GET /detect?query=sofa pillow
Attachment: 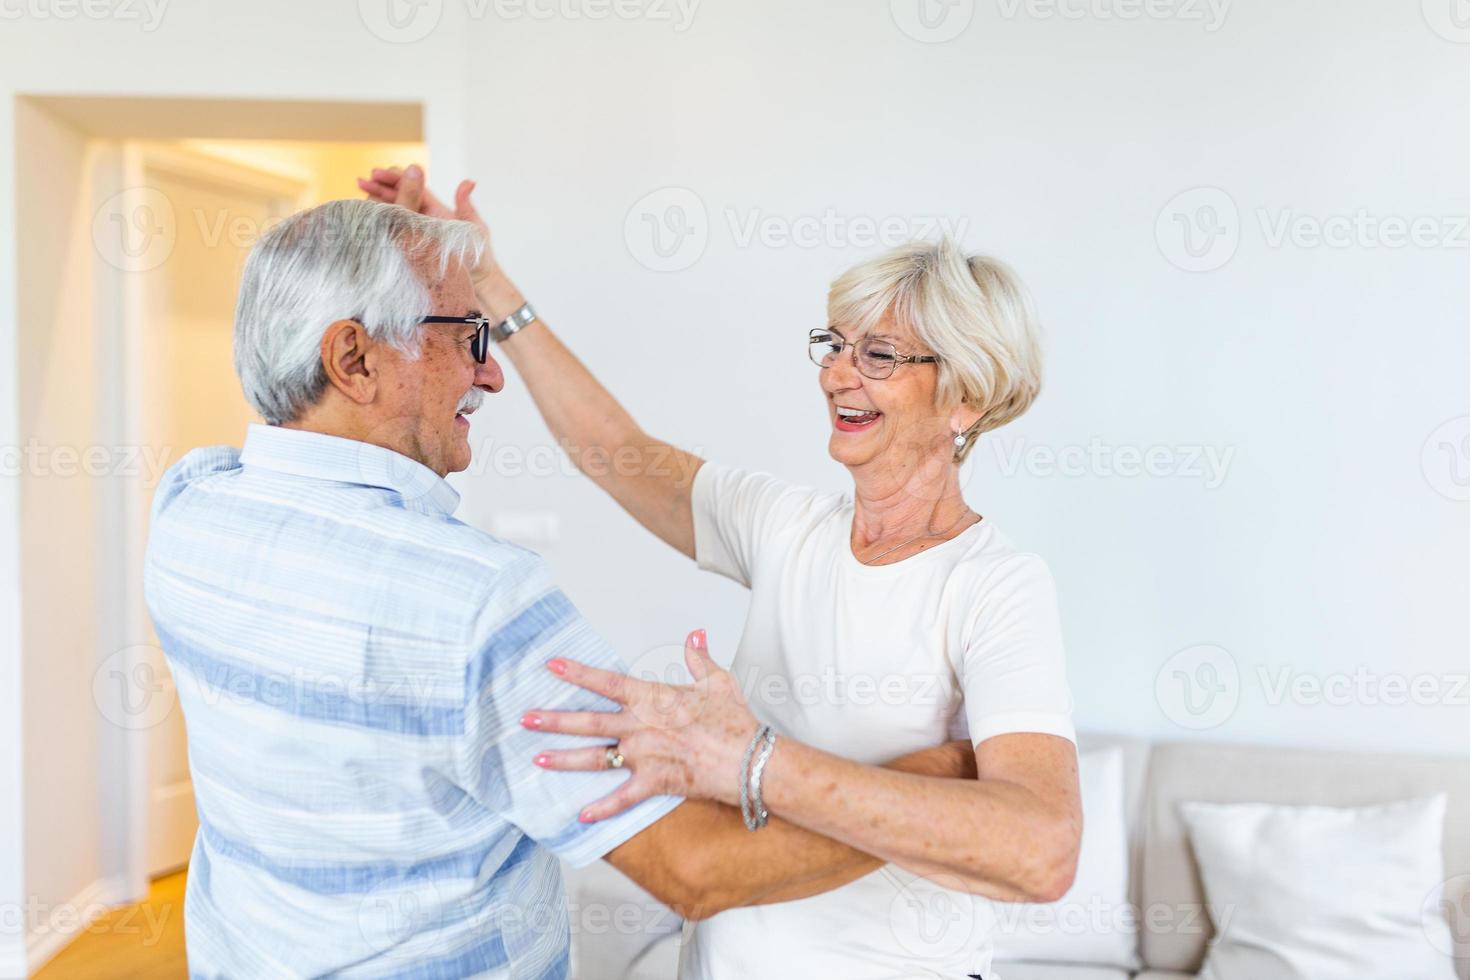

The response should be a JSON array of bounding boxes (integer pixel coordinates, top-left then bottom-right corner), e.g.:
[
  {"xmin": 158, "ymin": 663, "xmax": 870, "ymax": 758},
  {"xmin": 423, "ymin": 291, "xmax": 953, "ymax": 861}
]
[
  {"xmin": 1180, "ymin": 794, "xmax": 1457, "ymax": 980},
  {"xmin": 991, "ymin": 746, "xmax": 1139, "ymax": 969}
]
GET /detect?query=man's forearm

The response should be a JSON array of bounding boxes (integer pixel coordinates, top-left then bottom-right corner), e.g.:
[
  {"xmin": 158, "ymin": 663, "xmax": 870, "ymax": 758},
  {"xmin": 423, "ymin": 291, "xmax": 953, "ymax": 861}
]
[{"xmin": 606, "ymin": 740, "xmax": 976, "ymax": 919}]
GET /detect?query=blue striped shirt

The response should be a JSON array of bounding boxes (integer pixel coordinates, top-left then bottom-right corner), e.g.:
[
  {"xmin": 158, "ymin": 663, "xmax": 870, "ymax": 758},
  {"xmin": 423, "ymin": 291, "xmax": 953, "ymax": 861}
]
[{"xmin": 144, "ymin": 423, "xmax": 680, "ymax": 979}]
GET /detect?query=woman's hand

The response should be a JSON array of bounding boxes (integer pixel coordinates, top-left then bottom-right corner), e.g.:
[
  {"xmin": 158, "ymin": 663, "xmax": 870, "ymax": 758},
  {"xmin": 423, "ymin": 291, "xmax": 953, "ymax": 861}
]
[
  {"xmin": 522, "ymin": 629, "xmax": 760, "ymax": 822},
  {"xmin": 356, "ymin": 164, "xmax": 522, "ymax": 315}
]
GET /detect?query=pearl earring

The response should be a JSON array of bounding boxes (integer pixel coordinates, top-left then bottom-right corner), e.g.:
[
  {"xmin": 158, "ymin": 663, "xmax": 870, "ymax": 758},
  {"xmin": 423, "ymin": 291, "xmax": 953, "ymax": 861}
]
[{"xmin": 953, "ymin": 430, "xmax": 967, "ymax": 450}]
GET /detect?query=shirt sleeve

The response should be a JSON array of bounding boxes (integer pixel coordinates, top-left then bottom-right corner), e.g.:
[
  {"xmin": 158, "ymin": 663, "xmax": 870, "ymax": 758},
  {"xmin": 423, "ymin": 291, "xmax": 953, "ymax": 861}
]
[
  {"xmin": 955, "ymin": 553, "xmax": 1077, "ymax": 746},
  {"xmin": 691, "ymin": 462, "xmax": 821, "ymax": 588},
  {"xmin": 456, "ymin": 551, "xmax": 682, "ymax": 867}
]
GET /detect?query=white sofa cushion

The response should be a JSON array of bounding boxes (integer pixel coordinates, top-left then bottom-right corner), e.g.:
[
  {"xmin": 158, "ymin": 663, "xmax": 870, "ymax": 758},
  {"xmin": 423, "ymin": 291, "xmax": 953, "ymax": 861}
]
[
  {"xmin": 991, "ymin": 746, "xmax": 1139, "ymax": 969},
  {"xmin": 994, "ymin": 962, "xmax": 1130, "ymax": 980},
  {"xmin": 1180, "ymin": 794, "xmax": 1458, "ymax": 980}
]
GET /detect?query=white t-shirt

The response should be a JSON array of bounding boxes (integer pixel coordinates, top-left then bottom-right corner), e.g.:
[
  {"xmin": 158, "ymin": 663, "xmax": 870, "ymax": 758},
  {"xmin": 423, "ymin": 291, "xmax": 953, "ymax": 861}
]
[{"xmin": 679, "ymin": 463, "xmax": 1076, "ymax": 980}]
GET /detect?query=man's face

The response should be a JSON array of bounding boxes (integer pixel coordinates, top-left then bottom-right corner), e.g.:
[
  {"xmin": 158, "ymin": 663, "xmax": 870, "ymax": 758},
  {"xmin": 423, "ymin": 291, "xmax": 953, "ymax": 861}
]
[{"xmin": 374, "ymin": 253, "xmax": 504, "ymax": 476}]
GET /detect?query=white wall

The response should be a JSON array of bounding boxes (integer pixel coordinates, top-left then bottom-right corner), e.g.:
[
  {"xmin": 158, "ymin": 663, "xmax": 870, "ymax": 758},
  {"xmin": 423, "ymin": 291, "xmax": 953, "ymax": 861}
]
[
  {"xmin": 452, "ymin": 0, "xmax": 1470, "ymax": 756},
  {"xmin": 0, "ymin": 5, "xmax": 472, "ymax": 974}
]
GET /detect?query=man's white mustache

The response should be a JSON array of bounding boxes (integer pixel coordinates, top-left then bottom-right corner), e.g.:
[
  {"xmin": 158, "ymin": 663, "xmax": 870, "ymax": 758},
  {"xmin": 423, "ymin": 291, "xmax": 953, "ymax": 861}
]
[{"xmin": 457, "ymin": 389, "xmax": 485, "ymax": 415}]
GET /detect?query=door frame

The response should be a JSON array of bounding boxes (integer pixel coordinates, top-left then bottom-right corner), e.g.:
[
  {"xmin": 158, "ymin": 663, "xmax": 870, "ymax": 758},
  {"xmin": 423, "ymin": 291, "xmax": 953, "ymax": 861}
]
[{"xmin": 97, "ymin": 143, "xmax": 310, "ymax": 898}]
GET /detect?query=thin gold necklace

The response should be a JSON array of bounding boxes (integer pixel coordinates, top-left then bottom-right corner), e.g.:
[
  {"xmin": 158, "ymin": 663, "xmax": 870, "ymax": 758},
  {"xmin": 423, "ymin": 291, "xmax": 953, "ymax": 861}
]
[{"xmin": 857, "ymin": 507, "xmax": 977, "ymax": 566}]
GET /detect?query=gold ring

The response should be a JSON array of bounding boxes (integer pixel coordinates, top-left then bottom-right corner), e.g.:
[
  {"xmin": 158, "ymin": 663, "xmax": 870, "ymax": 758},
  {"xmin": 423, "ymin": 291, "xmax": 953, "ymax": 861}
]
[{"xmin": 604, "ymin": 746, "xmax": 625, "ymax": 770}]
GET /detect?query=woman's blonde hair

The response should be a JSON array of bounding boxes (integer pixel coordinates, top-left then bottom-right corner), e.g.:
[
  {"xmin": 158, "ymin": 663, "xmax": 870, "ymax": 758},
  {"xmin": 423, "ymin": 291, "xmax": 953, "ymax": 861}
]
[{"xmin": 826, "ymin": 237, "xmax": 1043, "ymax": 463}]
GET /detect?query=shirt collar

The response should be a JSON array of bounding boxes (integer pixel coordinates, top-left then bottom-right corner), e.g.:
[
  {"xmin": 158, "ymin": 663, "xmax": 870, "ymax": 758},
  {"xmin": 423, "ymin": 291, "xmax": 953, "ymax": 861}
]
[{"xmin": 238, "ymin": 423, "xmax": 461, "ymax": 518}]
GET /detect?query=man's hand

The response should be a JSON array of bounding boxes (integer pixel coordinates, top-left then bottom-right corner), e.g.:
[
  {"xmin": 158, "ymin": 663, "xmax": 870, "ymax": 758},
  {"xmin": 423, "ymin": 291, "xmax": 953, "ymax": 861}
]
[{"xmin": 357, "ymin": 164, "xmax": 523, "ymax": 316}]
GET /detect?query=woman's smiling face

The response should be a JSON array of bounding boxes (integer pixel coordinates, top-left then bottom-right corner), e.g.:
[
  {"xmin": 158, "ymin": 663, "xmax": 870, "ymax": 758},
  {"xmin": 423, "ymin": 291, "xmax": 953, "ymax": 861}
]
[{"xmin": 819, "ymin": 311, "xmax": 958, "ymax": 474}]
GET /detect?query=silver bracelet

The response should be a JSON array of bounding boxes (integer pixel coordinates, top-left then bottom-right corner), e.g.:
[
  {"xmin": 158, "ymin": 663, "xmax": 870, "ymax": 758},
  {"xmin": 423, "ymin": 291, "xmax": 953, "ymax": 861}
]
[
  {"xmin": 739, "ymin": 724, "xmax": 772, "ymax": 831},
  {"xmin": 748, "ymin": 729, "xmax": 778, "ymax": 830}
]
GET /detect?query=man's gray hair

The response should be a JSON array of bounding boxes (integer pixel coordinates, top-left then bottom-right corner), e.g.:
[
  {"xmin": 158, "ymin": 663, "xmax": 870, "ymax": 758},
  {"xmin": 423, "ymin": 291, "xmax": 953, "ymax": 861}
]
[{"xmin": 234, "ymin": 199, "xmax": 486, "ymax": 425}]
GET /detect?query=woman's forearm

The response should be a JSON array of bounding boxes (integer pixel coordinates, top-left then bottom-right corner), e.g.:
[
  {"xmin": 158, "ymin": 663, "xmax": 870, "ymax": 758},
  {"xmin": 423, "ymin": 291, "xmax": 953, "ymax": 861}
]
[
  {"xmin": 757, "ymin": 738, "xmax": 1079, "ymax": 903},
  {"xmin": 475, "ymin": 275, "xmax": 703, "ymax": 556}
]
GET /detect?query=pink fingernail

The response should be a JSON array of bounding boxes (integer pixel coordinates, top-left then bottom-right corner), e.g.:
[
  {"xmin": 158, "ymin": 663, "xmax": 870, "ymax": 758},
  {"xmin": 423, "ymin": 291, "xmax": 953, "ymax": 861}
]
[
  {"xmin": 521, "ymin": 713, "xmax": 542, "ymax": 729},
  {"xmin": 533, "ymin": 754, "xmax": 551, "ymax": 767},
  {"xmin": 689, "ymin": 629, "xmax": 707, "ymax": 651},
  {"xmin": 579, "ymin": 808, "xmax": 595, "ymax": 823},
  {"xmin": 547, "ymin": 659, "xmax": 567, "ymax": 676}
]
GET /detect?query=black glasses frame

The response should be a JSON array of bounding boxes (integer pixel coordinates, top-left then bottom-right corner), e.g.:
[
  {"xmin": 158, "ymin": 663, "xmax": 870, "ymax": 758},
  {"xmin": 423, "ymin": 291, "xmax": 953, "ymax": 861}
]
[
  {"xmin": 808, "ymin": 328, "xmax": 939, "ymax": 380},
  {"xmin": 422, "ymin": 315, "xmax": 494, "ymax": 364}
]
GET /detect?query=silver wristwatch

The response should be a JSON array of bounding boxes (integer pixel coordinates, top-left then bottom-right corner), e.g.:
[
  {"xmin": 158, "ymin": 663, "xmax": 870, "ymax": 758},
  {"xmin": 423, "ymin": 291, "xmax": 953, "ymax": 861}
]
[{"xmin": 490, "ymin": 302, "xmax": 537, "ymax": 343}]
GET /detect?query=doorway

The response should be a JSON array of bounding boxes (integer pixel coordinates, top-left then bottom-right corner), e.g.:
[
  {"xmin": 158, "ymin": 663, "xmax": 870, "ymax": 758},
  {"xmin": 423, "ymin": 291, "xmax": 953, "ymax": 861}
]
[{"xmin": 14, "ymin": 93, "xmax": 431, "ymax": 977}]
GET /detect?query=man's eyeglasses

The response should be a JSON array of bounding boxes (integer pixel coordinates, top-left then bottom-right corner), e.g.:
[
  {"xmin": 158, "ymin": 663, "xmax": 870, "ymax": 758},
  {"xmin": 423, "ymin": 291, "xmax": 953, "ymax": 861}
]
[
  {"xmin": 808, "ymin": 328, "xmax": 939, "ymax": 380},
  {"xmin": 422, "ymin": 315, "xmax": 494, "ymax": 364}
]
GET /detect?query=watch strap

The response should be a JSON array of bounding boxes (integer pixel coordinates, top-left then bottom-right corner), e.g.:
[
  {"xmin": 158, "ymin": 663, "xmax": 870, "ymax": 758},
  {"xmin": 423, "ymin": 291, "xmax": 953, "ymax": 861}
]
[{"xmin": 490, "ymin": 302, "xmax": 537, "ymax": 343}]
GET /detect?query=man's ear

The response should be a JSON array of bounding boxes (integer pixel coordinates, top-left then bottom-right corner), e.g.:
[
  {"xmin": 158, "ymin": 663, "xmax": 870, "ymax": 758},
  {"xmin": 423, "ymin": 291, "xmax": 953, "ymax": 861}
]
[{"xmin": 319, "ymin": 319, "xmax": 377, "ymax": 406}]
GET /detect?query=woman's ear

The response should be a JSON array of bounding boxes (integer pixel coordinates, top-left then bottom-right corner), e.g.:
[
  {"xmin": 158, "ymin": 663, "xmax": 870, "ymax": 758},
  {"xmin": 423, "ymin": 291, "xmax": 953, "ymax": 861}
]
[
  {"xmin": 319, "ymin": 319, "xmax": 377, "ymax": 406},
  {"xmin": 949, "ymin": 399, "xmax": 983, "ymax": 436}
]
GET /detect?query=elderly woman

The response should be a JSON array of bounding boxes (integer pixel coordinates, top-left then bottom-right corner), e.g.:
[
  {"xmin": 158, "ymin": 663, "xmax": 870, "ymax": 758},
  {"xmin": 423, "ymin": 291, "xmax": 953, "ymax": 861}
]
[{"xmin": 360, "ymin": 167, "xmax": 1081, "ymax": 979}]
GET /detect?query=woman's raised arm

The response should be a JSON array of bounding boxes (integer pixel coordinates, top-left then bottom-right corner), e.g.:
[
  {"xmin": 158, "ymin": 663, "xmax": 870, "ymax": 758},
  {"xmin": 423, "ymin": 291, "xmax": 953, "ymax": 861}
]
[{"xmin": 358, "ymin": 165, "xmax": 704, "ymax": 558}]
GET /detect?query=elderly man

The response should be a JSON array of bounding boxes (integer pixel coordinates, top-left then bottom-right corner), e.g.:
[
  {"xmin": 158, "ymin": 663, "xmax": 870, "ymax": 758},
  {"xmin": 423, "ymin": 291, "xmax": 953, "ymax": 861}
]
[{"xmin": 144, "ymin": 197, "xmax": 971, "ymax": 978}]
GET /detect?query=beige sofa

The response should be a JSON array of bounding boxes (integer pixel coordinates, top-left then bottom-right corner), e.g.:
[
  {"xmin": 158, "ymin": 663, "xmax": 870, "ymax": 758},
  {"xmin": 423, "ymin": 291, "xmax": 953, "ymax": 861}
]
[{"xmin": 564, "ymin": 733, "xmax": 1470, "ymax": 979}]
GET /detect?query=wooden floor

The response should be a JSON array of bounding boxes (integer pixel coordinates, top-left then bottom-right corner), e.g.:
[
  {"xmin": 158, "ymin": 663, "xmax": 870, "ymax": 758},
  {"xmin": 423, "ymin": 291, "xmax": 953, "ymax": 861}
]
[{"xmin": 33, "ymin": 872, "xmax": 188, "ymax": 980}]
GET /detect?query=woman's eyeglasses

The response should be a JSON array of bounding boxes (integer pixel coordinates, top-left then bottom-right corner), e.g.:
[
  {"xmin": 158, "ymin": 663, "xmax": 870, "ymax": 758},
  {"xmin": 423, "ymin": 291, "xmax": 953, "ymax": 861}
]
[
  {"xmin": 808, "ymin": 328, "xmax": 939, "ymax": 380},
  {"xmin": 422, "ymin": 315, "xmax": 494, "ymax": 364}
]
